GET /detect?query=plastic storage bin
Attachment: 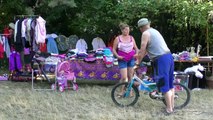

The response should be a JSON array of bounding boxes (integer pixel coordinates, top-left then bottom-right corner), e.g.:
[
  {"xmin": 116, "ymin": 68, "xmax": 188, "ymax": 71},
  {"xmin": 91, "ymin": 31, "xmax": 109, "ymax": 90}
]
[{"xmin": 174, "ymin": 71, "xmax": 189, "ymax": 87}]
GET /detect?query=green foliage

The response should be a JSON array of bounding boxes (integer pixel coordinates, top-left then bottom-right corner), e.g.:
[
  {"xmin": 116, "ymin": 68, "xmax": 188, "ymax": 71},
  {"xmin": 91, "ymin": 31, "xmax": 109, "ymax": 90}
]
[
  {"xmin": 34, "ymin": 0, "xmax": 76, "ymax": 35},
  {"xmin": 0, "ymin": 0, "xmax": 212, "ymax": 54},
  {"xmin": 170, "ymin": 0, "xmax": 213, "ymax": 53},
  {"xmin": 70, "ymin": 0, "xmax": 119, "ymax": 35},
  {"xmin": 0, "ymin": 0, "xmax": 26, "ymax": 30},
  {"xmin": 48, "ymin": 0, "xmax": 76, "ymax": 8},
  {"xmin": 171, "ymin": 0, "xmax": 212, "ymax": 28}
]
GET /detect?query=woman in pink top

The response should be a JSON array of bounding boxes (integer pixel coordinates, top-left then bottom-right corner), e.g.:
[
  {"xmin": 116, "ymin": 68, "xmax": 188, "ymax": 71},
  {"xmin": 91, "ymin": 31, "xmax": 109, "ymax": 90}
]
[{"xmin": 113, "ymin": 23, "xmax": 138, "ymax": 85}]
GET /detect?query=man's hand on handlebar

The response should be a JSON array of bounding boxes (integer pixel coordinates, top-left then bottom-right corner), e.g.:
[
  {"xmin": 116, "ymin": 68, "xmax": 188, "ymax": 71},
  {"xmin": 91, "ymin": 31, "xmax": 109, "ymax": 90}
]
[{"xmin": 133, "ymin": 63, "xmax": 140, "ymax": 70}]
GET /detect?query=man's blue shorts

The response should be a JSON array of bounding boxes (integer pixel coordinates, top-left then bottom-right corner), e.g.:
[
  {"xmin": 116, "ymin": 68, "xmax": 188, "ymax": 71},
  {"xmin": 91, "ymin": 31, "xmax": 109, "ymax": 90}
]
[
  {"xmin": 153, "ymin": 53, "xmax": 174, "ymax": 93},
  {"xmin": 118, "ymin": 58, "xmax": 135, "ymax": 69}
]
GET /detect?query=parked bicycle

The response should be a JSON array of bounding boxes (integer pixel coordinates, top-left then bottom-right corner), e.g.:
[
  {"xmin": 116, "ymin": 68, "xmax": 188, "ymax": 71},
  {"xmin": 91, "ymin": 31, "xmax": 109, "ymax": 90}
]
[{"xmin": 111, "ymin": 64, "xmax": 191, "ymax": 109}]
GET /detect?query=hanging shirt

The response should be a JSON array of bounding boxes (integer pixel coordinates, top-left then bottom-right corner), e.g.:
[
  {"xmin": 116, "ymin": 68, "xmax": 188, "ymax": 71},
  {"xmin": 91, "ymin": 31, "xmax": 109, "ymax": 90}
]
[
  {"xmin": 75, "ymin": 39, "xmax": 88, "ymax": 53},
  {"xmin": 0, "ymin": 36, "xmax": 3, "ymax": 45},
  {"xmin": 35, "ymin": 16, "xmax": 46, "ymax": 44},
  {"xmin": 68, "ymin": 35, "xmax": 78, "ymax": 49},
  {"xmin": 47, "ymin": 37, "xmax": 59, "ymax": 54},
  {"xmin": 92, "ymin": 37, "xmax": 106, "ymax": 50},
  {"xmin": 21, "ymin": 18, "xmax": 28, "ymax": 38},
  {"xmin": 14, "ymin": 19, "xmax": 25, "ymax": 52},
  {"xmin": 0, "ymin": 37, "xmax": 4, "ymax": 59},
  {"xmin": 26, "ymin": 18, "xmax": 32, "ymax": 43},
  {"xmin": 2, "ymin": 36, "xmax": 11, "ymax": 58},
  {"xmin": 14, "ymin": 20, "xmax": 19, "ymax": 42},
  {"xmin": 31, "ymin": 18, "xmax": 39, "ymax": 52}
]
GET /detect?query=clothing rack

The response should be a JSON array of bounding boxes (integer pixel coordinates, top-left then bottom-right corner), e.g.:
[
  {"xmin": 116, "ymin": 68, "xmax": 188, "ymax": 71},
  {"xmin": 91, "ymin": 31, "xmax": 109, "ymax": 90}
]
[
  {"xmin": 0, "ymin": 34, "xmax": 10, "ymax": 36},
  {"xmin": 15, "ymin": 15, "xmax": 39, "ymax": 17},
  {"xmin": 14, "ymin": 15, "xmax": 39, "ymax": 20}
]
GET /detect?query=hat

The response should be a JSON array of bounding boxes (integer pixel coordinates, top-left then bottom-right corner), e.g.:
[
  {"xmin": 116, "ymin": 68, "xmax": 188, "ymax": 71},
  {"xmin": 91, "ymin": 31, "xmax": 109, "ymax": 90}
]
[
  {"xmin": 137, "ymin": 18, "xmax": 151, "ymax": 28},
  {"xmin": 9, "ymin": 23, "xmax": 15, "ymax": 29}
]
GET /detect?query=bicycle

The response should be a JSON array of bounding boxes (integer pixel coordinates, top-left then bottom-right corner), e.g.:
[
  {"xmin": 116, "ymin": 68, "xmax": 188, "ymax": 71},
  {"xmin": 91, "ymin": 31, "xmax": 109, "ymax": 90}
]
[{"xmin": 111, "ymin": 64, "xmax": 191, "ymax": 109}]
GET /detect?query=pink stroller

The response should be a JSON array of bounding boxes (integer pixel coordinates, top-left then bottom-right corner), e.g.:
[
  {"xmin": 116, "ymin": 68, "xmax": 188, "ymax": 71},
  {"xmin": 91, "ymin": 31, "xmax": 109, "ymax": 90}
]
[{"xmin": 51, "ymin": 60, "xmax": 78, "ymax": 92}]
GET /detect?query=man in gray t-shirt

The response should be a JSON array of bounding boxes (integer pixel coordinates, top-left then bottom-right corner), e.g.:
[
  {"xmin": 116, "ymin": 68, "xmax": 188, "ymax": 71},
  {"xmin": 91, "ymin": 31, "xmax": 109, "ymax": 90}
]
[{"xmin": 136, "ymin": 18, "xmax": 175, "ymax": 114}]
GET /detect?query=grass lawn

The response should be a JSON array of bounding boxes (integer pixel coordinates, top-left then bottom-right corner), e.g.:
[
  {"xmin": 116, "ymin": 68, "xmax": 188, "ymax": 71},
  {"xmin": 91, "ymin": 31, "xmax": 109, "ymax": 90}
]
[{"xmin": 0, "ymin": 80, "xmax": 213, "ymax": 120}]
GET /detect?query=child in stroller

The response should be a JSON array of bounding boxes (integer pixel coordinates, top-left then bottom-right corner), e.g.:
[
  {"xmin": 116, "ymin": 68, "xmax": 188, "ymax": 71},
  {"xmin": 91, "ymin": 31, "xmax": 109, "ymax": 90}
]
[{"xmin": 51, "ymin": 60, "xmax": 78, "ymax": 92}]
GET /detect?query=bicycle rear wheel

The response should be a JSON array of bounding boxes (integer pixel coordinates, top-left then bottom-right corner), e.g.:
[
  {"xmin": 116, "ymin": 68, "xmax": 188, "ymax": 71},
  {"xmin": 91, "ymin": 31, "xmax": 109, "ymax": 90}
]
[
  {"xmin": 111, "ymin": 82, "xmax": 139, "ymax": 107},
  {"xmin": 163, "ymin": 83, "xmax": 191, "ymax": 109}
]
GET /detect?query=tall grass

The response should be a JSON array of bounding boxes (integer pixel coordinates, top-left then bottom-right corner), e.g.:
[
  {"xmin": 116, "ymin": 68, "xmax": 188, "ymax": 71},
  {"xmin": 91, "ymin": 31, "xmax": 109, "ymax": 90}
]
[{"xmin": 0, "ymin": 81, "xmax": 213, "ymax": 120}]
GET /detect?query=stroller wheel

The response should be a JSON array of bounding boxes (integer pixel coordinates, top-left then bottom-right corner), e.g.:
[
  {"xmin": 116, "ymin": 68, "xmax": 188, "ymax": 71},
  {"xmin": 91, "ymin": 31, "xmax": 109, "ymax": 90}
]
[
  {"xmin": 51, "ymin": 84, "xmax": 56, "ymax": 90},
  {"xmin": 59, "ymin": 86, "xmax": 64, "ymax": 92},
  {"xmin": 73, "ymin": 83, "xmax": 78, "ymax": 91}
]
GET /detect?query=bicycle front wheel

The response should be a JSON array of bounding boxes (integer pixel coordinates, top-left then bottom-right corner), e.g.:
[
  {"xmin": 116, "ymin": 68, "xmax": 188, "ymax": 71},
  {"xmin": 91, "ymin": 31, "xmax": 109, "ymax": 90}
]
[
  {"xmin": 163, "ymin": 83, "xmax": 191, "ymax": 109},
  {"xmin": 111, "ymin": 82, "xmax": 139, "ymax": 107}
]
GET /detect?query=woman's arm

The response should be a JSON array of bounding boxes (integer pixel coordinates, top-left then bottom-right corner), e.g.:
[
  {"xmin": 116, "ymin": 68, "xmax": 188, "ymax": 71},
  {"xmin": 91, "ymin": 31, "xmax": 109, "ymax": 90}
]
[{"xmin": 113, "ymin": 37, "xmax": 123, "ymax": 59}]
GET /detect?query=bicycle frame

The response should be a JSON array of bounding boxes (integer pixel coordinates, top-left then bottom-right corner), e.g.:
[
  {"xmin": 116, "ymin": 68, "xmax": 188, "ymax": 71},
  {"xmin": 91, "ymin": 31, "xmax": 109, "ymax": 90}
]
[
  {"xmin": 125, "ymin": 72, "xmax": 157, "ymax": 97},
  {"xmin": 135, "ymin": 73, "xmax": 156, "ymax": 90}
]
